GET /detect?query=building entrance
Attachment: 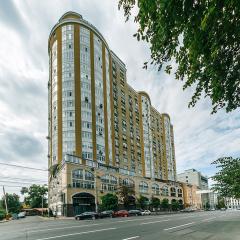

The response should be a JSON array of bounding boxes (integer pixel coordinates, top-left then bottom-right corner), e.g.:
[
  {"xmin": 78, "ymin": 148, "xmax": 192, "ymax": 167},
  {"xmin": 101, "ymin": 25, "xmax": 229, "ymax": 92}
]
[{"xmin": 72, "ymin": 192, "xmax": 95, "ymax": 215}]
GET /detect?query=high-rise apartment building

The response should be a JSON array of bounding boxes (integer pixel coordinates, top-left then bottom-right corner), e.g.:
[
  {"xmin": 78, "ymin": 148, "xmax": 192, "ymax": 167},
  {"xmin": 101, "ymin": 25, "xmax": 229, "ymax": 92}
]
[{"xmin": 48, "ymin": 12, "xmax": 181, "ymax": 216}]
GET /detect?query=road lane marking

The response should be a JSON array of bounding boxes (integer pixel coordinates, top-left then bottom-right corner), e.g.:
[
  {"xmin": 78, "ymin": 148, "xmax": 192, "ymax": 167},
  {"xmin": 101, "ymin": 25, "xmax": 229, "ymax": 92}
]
[
  {"xmin": 140, "ymin": 219, "xmax": 170, "ymax": 225},
  {"xmin": 34, "ymin": 227, "xmax": 117, "ymax": 240},
  {"xmin": 122, "ymin": 236, "xmax": 140, "ymax": 240},
  {"xmin": 201, "ymin": 217, "xmax": 217, "ymax": 222},
  {"xmin": 114, "ymin": 215, "xmax": 167, "ymax": 223},
  {"xmin": 28, "ymin": 223, "xmax": 101, "ymax": 233},
  {"xmin": 164, "ymin": 222, "xmax": 195, "ymax": 231}
]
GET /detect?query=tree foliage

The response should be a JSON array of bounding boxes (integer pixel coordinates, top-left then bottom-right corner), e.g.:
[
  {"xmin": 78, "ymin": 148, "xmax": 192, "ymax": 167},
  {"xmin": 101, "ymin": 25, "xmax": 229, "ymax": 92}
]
[
  {"xmin": 137, "ymin": 195, "xmax": 149, "ymax": 209},
  {"xmin": 216, "ymin": 197, "xmax": 226, "ymax": 209},
  {"xmin": 117, "ymin": 185, "xmax": 135, "ymax": 208},
  {"xmin": 21, "ymin": 184, "xmax": 48, "ymax": 208},
  {"xmin": 118, "ymin": 0, "xmax": 240, "ymax": 113},
  {"xmin": 161, "ymin": 198, "xmax": 169, "ymax": 210},
  {"xmin": 171, "ymin": 200, "xmax": 180, "ymax": 211},
  {"xmin": 1, "ymin": 193, "xmax": 21, "ymax": 213},
  {"xmin": 101, "ymin": 193, "xmax": 118, "ymax": 211},
  {"xmin": 211, "ymin": 157, "xmax": 240, "ymax": 198},
  {"xmin": 151, "ymin": 197, "xmax": 160, "ymax": 209}
]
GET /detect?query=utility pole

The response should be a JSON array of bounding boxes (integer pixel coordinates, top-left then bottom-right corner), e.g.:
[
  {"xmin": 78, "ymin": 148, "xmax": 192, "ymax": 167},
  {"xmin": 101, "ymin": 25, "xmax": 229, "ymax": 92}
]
[
  {"xmin": 3, "ymin": 186, "xmax": 8, "ymax": 215},
  {"xmin": 42, "ymin": 194, "xmax": 44, "ymax": 216}
]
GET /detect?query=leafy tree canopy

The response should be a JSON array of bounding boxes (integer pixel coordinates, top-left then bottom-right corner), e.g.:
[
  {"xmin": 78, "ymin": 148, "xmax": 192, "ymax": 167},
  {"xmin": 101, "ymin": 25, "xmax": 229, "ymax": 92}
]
[
  {"xmin": 211, "ymin": 157, "xmax": 240, "ymax": 198},
  {"xmin": 101, "ymin": 193, "xmax": 118, "ymax": 211},
  {"xmin": 137, "ymin": 195, "xmax": 149, "ymax": 209},
  {"xmin": 161, "ymin": 198, "xmax": 169, "ymax": 210},
  {"xmin": 118, "ymin": 185, "xmax": 135, "ymax": 208},
  {"xmin": 1, "ymin": 193, "xmax": 21, "ymax": 213},
  {"xmin": 151, "ymin": 197, "xmax": 160, "ymax": 209},
  {"xmin": 171, "ymin": 200, "xmax": 180, "ymax": 211},
  {"xmin": 119, "ymin": 0, "xmax": 240, "ymax": 113},
  {"xmin": 21, "ymin": 184, "xmax": 48, "ymax": 208},
  {"xmin": 216, "ymin": 197, "xmax": 226, "ymax": 209}
]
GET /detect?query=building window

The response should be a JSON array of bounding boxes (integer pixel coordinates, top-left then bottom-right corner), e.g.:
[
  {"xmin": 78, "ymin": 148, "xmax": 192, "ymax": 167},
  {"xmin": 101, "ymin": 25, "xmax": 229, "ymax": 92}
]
[
  {"xmin": 72, "ymin": 169, "xmax": 94, "ymax": 189},
  {"xmin": 177, "ymin": 188, "xmax": 183, "ymax": 198},
  {"xmin": 139, "ymin": 181, "xmax": 148, "ymax": 193},
  {"xmin": 152, "ymin": 183, "xmax": 160, "ymax": 195},
  {"xmin": 85, "ymin": 171, "xmax": 94, "ymax": 181},
  {"xmin": 122, "ymin": 178, "xmax": 134, "ymax": 188},
  {"xmin": 162, "ymin": 186, "xmax": 169, "ymax": 196},
  {"xmin": 170, "ymin": 187, "xmax": 176, "ymax": 197}
]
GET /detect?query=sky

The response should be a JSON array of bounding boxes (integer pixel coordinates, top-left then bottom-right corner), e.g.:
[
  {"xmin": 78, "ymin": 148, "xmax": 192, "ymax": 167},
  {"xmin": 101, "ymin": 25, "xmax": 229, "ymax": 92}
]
[{"xmin": 0, "ymin": 0, "xmax": 239, "ymax": 198}]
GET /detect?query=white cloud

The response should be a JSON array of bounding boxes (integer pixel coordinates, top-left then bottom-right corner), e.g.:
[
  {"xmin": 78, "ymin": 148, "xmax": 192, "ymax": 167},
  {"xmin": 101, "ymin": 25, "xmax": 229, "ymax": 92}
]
[{"xmin": 0, "ymin": 0, "xmax": 239, "ymax": 197}]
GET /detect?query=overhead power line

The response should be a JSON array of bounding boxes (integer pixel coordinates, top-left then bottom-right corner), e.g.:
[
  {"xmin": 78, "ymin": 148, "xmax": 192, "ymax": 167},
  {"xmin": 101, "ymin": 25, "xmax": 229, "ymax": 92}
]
[
  {"xmin": 0, "ymin": 162, "xmax": 48, "ymax": 171},
  {"xmin": 0, "ymin": 180, "xmax": 47, "ymax": 185},
  {"xmin": 0, "ymin": 177, "xmax": 47, "ymax": 183},
  {"xmin": 0, "ymin": 184, "xmax": 48, "ymax": 188}
]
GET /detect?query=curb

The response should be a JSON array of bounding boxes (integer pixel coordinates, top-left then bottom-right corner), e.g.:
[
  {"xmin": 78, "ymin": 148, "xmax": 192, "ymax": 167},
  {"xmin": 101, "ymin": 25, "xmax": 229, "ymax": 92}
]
[{"xmin": 0, "ymin": 220, "xmax": 10, "ymax": 223}]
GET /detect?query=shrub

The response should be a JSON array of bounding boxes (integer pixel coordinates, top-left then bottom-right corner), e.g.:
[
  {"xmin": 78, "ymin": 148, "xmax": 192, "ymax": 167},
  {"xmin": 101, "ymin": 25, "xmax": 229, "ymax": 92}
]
[{"xmin": 0, "ymin": 209, "xmax": 6, "ymax": 221}]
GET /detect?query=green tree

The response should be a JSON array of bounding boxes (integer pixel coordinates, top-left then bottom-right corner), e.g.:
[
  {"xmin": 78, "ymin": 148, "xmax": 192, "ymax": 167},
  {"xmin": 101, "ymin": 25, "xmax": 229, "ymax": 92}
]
[
  {"xmin": 0, "ymin": 209, "xmax": 6, "ymax": 220},
  {"xmin": 119, "ymin": 0, "xmax": 240, "ymax": 113},
  {"xmin": 205, "ymin": 202, "xmax": 210, "ymax": 210},
  {"xmin": 21, "ymin": 184, "xmax": 48, "ymax": 208},
  {"xmin": 211, "ymin": 157, "xmax": 240, "ymax": 198},
  {"xmin": 161, "ymin": 198, "xmax": 169, "ymax": 211},
  {"xmin": 1, "ymin": 193, "xmax": 21, "ymax": 213},
  {"xmin": 118, "ymin": 185, "xmax": 135, "ymax": 209},
  {"xmin": 151, "ymin": 197, "xmax": 160, "ymax": 209},
  {"xmin": 216, "ymin": 197, "xmax": 226, "ymax": 210},
  {"xmin": 178, "ymin": 200, "xmax": 184, "ymax": 210},
  {"xmin": 171, "ymin": 200, "xmax": 180, "ymax": 211},
  {"xmin": 137, "ymin": 195, "xmax": 149, "ymax": 209},
  {"xmin": 101, "ymin": 193, "xmax": 118, "ymax": 211}
]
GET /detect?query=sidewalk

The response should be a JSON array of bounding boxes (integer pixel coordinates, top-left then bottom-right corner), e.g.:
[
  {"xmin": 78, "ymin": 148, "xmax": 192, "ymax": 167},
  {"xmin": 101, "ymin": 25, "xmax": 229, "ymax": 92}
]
[{"xmin": 0, "ymin": 219, "xmax": 10, "ymax": 223}]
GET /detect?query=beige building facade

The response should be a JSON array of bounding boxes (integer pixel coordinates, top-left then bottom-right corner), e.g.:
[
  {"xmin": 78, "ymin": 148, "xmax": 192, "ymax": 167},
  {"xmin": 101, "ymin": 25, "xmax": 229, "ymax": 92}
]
[
  {"xmin": 182, "ymin": 183, "xmax": 202, "ymax": 209},
  {"xmin": 48, "ymin": 12, "xmax": 180, "ymax": 216}
]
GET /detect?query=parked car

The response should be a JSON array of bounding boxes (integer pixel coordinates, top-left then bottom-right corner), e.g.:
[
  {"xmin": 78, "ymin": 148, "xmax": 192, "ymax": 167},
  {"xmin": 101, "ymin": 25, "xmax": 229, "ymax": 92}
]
[
  {"xmin": 128, "ymin": 209, "xmax": 142, "ymax": 216},
  {"xmin": 18, "ymin": 212, "xmax": 26, "ymax": 218},
  {"xmin": 75, "ymin": 212, "xmax": 99, "ymax": 220},
  {"xmin": 141, "ymin": 210, "xmax": 151, "ymax": 216},
  {"xmin": 112, "ymin": 210, "xmax": 129, "ymax": 217},
  {"xmin": 99, "ymin": 210, "xmax": 114, "ymax": 218},
  {"xmin": 12, "ymin": 213, "xmax": 19, "ymax": 220},
  {"xmin": 180, "ymin": 207, "xmax": 195, "ymax": 213}
]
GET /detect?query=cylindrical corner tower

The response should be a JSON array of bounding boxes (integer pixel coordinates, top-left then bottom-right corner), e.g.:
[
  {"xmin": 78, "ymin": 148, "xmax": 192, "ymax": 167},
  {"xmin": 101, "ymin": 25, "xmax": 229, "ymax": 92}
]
[{"xmin": 48, "ymin": 11, "xmax": 113, "ymax": 168}]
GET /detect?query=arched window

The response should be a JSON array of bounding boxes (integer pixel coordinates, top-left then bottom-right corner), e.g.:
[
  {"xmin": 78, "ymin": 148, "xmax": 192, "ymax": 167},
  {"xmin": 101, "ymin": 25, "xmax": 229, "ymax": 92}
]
[
  {"xmin": 162, "ymin": 186, "xmax": 169, "ymax": 196},
  {"xmin": 72, "ymin": 169, "xmax": 94, "ymax": 189},
  {"xmin": 101, "ymin": 175, "xmax": 118, "ymax": 192},
  {"xmin": 72, "ymin": 169, "xmax": 83, "ymax": 180},
  {"xmin": 110, "ymin": 175, "xmax": 117, "ymax": 185},
  {"xmin": 101, "ymin": 175, "xmax": 118, "ymax": 185},
  {"xmin": 85, "ymin": 171, "xmax": 94, "ymax": 181},
  {"xmin": 177, "ymin": 188, "xmax": 183, "ymax": 197},
  {"xmin": 139, "ymin": 181, "xmax": 148, "ymax": 193},
  {"xmin": 101, "ymin": 175, "xmax": 110, "ymax": 183},
  {"xmin": 170, "ymin": 187, "xmax": 176, "ymax": 197},
  {"xmin": 122, "ymin": 178, "xmax": 134, "ymax": 187},
  {"xmin": 152, "ymin": 183, "xmax": 160, "ymax": 195}
]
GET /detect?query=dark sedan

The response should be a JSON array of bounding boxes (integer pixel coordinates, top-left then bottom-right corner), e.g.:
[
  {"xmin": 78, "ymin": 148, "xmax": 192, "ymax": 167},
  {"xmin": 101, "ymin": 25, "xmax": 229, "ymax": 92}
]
[
  {"xmin": 75, "ymin": 212, "xmax": 99, "ymax": 220},
  {"xmin": 128, "ymin": 209, "xmax": 142, "ymax": 216},
  {"xmin": 99, "ymin": 210, "xmax": 114, "ymax": 218}
]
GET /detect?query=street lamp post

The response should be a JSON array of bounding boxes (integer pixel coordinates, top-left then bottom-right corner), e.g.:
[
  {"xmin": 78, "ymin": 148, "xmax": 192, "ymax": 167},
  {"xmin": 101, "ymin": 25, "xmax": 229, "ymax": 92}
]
[
  {"xmin": 91, "ymin": 166, "xmax": 98, "ymax": 213},
  {"xmin": 94, "ymin": 168, "xmax": 98, "ymax": 213}
]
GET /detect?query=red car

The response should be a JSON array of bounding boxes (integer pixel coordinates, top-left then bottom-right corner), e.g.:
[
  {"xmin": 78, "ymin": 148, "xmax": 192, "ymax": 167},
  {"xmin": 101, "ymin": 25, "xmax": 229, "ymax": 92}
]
[{"xmin": 113, "ymin": 210, "xmax": 129, "ymax": 217}]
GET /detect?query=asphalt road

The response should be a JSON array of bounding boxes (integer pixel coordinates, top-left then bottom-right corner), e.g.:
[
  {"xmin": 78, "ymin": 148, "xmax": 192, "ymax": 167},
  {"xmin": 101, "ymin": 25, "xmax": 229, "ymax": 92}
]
[{"xmin": 1, "ymin": 210, "xmax": 240, "ymax": 240}]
